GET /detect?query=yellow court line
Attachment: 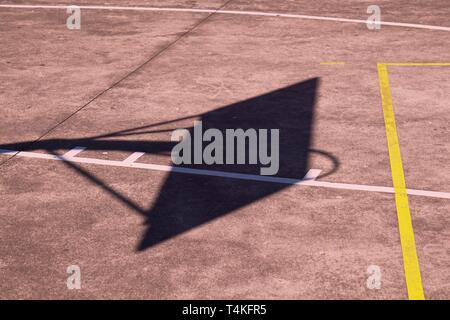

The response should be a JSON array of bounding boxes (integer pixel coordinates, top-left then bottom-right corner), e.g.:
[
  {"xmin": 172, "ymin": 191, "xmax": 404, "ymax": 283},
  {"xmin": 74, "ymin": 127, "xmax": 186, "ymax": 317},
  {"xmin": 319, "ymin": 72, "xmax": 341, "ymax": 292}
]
[
  {"xmin": 320, "ymin": 61, "xmax": 345, "ymax": 65},
  {"xmin": 384, "ymin": 62, "xmax": 450, "ymax": 67},
  {"xmin": 377, "ymin": 63, "xmax": 425, "ymax": 300}
]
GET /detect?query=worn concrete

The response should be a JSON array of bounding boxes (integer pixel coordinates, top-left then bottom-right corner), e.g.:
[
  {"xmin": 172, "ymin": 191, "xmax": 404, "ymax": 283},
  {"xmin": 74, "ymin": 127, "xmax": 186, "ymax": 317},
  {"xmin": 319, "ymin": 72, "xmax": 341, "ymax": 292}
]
[{"xmin": 0, "ymin": 1, "xmax": 449, "ymax": 299}]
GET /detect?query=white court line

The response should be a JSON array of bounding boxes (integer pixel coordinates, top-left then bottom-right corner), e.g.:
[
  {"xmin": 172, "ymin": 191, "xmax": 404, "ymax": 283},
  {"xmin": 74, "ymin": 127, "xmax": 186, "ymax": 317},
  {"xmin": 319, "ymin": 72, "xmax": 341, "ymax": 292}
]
[
  {"xmin": 62, "ymin": 146, "xmax": 86, "ymax": 158},
  {"xmin": 123, "ymin": 152, "xmax": 146, "ymax": 164},
  {"xmin": 1, "ymin": 4, "xmax": 450, "ymax": 32},
  {"xmin": 1, "ymin": 148, "xmax": 450, "ymax": 200},
  {"xmin": 304, "ymin": 169, "xmax": 322, "ymax": 180}
]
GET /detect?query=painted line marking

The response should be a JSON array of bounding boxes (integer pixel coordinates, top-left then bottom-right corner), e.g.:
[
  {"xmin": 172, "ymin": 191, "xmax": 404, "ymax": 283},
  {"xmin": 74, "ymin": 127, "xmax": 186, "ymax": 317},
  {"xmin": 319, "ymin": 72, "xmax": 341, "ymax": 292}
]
[
  {"xmin": 377, "ymin": 62, "xmax": 450, "ymax": 299},
  {"xmin": 383, "ymin": 63, "xmax": 450, "ymax": 67},
  {"xmin": 123, "ymin": 152, "xmax": 146, "ymax": 164},
  {"xmin": 62, "ymin": 146, "xmax": 86, "ymax": 158},
  {"xmin": 320, "ymin": 62, "xmax": 345, "ymax": 65},
  {"xmin": 1, "ymin": 148, "xmax": 450, "ymax": 200},
  {"xmin": 304, "ymin": 169, "xmax": 322, "ymax": 180},
  {"xmin": 378, "ymin": 63, "xmax": 426, "ymax": 300},
  {"xmin": 0, "ymin": 150, "xmax": 17, "ymax": 156},
  {"xmin": 1, "ymin": 4, "xmax": 450, "ymax": 32}
]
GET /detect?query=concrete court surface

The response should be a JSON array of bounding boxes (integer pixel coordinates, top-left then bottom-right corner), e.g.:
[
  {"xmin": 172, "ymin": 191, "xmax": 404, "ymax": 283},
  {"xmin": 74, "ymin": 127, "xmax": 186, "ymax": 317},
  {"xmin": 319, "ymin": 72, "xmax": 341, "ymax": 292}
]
[{"xmin": 0, "ymin": 0, "xmax": 449, "ymax": 299}]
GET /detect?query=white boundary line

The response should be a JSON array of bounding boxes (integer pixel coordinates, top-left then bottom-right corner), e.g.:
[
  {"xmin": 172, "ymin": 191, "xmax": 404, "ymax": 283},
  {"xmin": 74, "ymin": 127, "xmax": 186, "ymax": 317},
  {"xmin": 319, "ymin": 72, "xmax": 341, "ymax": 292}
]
[
  {"xmin": 62, "ymin": 146, "xmax": 86, "ymax": 158},
  {"xmin": 1, "ymin": 148, "xmax": 450, "ymax": 200},
  {"xmin": 1, "ymin": 4, "xmax": 450, "ymax": 32},
  {"xmin": 303, "ymin": 169, "xmax": 322, "ymax": 180},
  {"xmin": 123, "ymin": 152, "xmax": 145, "ymax": 164}
]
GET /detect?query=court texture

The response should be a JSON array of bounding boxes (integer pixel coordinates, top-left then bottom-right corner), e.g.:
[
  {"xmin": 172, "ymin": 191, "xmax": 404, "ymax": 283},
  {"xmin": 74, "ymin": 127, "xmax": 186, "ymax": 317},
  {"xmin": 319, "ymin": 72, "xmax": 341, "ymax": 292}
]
[{"xmin": 0, "ymin": 0, "xmax": 449, "ymax": 299}]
